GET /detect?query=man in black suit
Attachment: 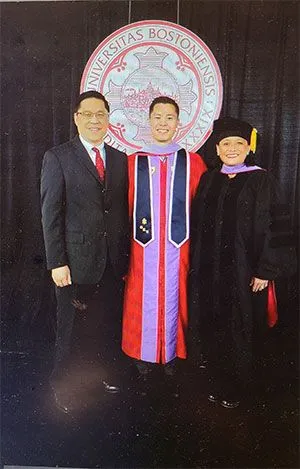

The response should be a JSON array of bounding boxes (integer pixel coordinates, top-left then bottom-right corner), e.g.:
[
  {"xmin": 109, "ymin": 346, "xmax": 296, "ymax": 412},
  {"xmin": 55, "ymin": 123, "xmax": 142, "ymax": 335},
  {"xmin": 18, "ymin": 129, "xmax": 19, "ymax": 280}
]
[{"xmin": 41, "ymin": 91, "xmax": 129, "ymax": 412}]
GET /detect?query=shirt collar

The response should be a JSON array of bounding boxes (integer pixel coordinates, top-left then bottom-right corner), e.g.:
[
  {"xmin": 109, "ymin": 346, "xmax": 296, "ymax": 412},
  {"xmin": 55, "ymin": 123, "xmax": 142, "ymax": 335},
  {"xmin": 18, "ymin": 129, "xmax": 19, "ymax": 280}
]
[{"xmin": 79, "ymin": 135, "xmax": 105, "ymax": 153}]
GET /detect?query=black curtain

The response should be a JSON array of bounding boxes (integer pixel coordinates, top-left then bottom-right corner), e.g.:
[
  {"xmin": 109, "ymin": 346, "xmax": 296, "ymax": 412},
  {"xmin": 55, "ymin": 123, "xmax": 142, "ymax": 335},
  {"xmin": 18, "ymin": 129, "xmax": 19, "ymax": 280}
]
[{"xmin": 1, "ymin": 1, "xmax": 298, "ymax": 347}]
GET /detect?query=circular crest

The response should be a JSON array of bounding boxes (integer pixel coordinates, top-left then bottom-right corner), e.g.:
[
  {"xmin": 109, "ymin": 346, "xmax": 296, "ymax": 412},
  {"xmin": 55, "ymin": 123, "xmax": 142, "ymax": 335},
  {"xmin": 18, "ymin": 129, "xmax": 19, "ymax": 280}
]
[{"xmin": 81, "ymin": 20, "xmax": 223, "ymax": 153}]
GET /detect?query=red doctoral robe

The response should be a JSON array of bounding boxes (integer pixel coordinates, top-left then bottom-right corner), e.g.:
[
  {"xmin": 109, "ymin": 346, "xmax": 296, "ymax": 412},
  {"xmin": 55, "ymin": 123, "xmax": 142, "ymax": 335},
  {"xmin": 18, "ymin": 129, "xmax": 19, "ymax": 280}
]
[{"xmin": 122, "ymin": 142, "xmax": 207, "ymax": 364}]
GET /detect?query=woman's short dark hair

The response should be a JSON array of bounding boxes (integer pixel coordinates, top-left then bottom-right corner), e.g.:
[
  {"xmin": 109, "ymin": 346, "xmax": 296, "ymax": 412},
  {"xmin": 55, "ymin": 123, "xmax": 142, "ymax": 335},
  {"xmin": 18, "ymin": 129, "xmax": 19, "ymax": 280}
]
[
  {"xmin": 149, "ymin": 96, "xmax": 179, "ymax": 117},
  {"xmin": 74, "ymin": 91, "xmax": 110, "ymax": 113}
]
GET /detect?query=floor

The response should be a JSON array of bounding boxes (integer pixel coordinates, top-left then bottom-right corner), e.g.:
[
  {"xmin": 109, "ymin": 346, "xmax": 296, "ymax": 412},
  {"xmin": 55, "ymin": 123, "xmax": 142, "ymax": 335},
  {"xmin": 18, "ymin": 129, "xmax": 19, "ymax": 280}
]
[{"xmin": 1, "ymin": 324, "xmax": 299, "ymax": 469}]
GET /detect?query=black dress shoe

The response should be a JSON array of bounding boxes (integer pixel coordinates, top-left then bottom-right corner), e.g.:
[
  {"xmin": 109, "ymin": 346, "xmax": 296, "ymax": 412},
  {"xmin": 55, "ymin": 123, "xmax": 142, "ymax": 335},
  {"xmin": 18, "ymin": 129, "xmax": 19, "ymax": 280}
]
[
  {"xmin": 220, "ymin": 399, "xmax": 240, "ymax": 409},
  {"xmin": 198, "ymin": 354, "xmax": 208, "ymax": 369},
  {"xmin": 135, "ymin": 360, "xmax": 152, "ymax": 376},
  {"xmin": 102, "ymin": 381, "xmax": 120, "ymax": 394},
  {"xmin": 208, "ymin": 394, "xmax": 218, "ymax": 403},
  {"xmin": 164, "ymin": 363, "xmax": 176, "ymax": 376}
]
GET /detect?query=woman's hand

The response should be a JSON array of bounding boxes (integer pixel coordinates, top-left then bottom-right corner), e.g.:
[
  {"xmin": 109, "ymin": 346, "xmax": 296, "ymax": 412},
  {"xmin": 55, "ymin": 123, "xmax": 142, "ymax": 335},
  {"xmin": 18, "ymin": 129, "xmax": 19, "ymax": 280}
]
[{"xmin": 250, "ymin": 277, "xmax": 268, "ymax": 292}]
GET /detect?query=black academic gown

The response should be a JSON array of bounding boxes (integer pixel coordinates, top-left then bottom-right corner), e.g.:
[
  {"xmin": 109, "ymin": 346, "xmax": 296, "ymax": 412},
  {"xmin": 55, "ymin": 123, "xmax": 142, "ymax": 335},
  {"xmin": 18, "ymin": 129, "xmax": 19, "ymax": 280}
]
[{"xmin": 189, "ymin": 168, "xmax": 292, "ymax": 398}]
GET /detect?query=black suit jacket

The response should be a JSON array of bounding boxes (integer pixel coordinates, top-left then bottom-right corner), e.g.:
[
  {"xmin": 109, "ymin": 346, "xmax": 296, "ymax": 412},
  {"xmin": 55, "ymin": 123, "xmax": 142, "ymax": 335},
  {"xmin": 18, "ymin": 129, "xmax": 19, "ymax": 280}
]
[{"xmin": 41, "ymin": 136, "xmax": 129, "ymax": 284}]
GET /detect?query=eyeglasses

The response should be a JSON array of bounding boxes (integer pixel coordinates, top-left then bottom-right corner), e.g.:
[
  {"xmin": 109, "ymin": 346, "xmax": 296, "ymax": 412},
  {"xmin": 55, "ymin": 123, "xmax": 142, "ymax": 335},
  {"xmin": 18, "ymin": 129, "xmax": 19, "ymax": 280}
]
[{"xmin": 76, "ymin": 111, "xmax": 109, "ymax": 120}]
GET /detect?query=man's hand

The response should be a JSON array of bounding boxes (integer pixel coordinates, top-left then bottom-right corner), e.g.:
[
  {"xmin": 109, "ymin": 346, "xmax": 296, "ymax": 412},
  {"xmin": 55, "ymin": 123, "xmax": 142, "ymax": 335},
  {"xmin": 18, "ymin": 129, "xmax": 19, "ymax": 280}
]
[
  {"xmin": 250, "ymin": 277, "xmax": 268, "ymax": 293},
  {"xmin": 52, "ymin": 265, "xmax": 72, "ymax": 287}
]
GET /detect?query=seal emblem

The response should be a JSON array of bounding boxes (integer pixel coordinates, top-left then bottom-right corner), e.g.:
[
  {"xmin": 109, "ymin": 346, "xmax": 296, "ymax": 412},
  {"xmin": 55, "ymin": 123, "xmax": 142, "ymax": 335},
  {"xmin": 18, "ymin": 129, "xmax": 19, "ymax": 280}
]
[{"xmin": 81, "ymin": 20, "xmax": 223, "ymax": 153}]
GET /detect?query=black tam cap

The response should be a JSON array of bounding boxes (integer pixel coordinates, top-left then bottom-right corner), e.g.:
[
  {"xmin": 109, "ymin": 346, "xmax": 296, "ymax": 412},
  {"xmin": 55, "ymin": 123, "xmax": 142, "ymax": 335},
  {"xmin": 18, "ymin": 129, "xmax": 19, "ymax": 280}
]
[{"xmin": 213, "ymin": 117, "xmax": 258, "ymax": 153}]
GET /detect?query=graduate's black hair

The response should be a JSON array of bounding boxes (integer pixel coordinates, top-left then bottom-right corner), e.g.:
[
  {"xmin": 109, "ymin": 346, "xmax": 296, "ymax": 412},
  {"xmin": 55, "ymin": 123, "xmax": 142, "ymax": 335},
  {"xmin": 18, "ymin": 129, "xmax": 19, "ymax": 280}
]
[{"xmin": 149, "ymin": 96, "xmax": 179, "ymax": 117}]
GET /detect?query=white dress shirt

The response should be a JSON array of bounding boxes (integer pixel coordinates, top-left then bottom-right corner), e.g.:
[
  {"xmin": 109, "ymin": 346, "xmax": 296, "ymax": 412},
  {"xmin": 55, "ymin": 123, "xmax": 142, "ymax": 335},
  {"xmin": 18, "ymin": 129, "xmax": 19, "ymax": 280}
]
[{"xmin": 79, "ymin": 135, "xmax": 106, "ymax": 168}]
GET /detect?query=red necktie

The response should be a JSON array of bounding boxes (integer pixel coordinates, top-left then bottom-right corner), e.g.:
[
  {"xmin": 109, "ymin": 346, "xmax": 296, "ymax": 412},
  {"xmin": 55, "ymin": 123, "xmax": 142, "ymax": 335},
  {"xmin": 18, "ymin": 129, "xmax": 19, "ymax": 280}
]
[{"xmin": 92, "ymin": 147, "xmax": 105, "ymax": 181}]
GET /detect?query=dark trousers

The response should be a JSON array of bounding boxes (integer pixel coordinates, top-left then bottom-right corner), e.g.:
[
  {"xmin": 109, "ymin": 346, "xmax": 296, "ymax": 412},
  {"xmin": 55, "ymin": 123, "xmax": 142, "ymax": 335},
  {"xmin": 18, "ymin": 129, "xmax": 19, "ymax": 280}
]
[{"xmin": 51, "ymin": 263, "xmax": 124, "ymax": 383}]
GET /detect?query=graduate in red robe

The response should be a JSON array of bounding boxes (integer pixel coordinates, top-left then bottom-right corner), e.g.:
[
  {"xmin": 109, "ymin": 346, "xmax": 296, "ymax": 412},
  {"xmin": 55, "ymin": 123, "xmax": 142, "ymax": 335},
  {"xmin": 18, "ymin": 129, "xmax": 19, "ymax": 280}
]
[{"xmin": 122, "ymin": 97, "xmax": 207, "ymax": 373}]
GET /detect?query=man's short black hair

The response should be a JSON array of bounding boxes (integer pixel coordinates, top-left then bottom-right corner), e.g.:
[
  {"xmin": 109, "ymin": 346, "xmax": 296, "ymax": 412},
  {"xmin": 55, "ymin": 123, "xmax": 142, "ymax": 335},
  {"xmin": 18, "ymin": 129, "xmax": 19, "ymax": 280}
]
[
  {"xmin": 149, "ymin": 96, "xmax": 179, "ymax": 117},
  {"xmin": 74, "ymin": 91, "xmax": 110, "ymax": 113}
]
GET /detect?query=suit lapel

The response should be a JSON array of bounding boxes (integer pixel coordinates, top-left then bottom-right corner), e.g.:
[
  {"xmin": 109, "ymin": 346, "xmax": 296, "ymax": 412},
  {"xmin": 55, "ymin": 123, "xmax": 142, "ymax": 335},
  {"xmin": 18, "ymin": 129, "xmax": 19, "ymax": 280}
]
[
  {"xmin": 71, "ymin": 136, "xmax": 104, "ymax": 186},
  {"xmin": 104, "ymin": 143, "xmax": 115, "ymax": 191}
]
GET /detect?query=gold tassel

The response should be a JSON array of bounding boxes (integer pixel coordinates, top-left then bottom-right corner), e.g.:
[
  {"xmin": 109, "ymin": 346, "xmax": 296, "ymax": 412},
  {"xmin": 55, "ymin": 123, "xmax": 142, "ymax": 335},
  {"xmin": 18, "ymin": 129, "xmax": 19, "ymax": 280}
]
[{"xmin": 250, "ymin": 128, "xmax": 257, "ymax": 153}]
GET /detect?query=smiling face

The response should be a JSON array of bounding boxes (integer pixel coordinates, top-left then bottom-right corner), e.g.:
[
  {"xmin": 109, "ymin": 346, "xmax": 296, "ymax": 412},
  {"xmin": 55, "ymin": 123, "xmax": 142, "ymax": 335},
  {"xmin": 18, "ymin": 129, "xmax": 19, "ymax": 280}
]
[
  {"xmin": 216, "ymin": 136, "xmax": 250, "ymax": 166},
  {"xmin": 149, "ymin": 103, "xmax": 179, "ymax": 145},
  {"xmin": 74, "ymin": 97, "xmax": 109, "ymax": 144}
]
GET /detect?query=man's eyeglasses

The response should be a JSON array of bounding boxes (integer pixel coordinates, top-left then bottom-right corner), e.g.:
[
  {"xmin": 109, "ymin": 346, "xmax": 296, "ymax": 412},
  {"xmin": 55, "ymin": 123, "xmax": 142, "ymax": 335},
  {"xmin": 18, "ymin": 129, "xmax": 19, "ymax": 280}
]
[{"xmin": 76, "ymin": 111, "xmax": 109, "ymax": 120}]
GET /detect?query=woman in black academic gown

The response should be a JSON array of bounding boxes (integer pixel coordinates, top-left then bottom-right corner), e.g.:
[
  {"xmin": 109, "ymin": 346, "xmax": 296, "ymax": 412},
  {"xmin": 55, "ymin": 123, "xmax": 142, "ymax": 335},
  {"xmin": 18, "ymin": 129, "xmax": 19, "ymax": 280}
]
[{"xmin": 190, "ymin": 117, "xmax": 290, "ymax": 409}]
